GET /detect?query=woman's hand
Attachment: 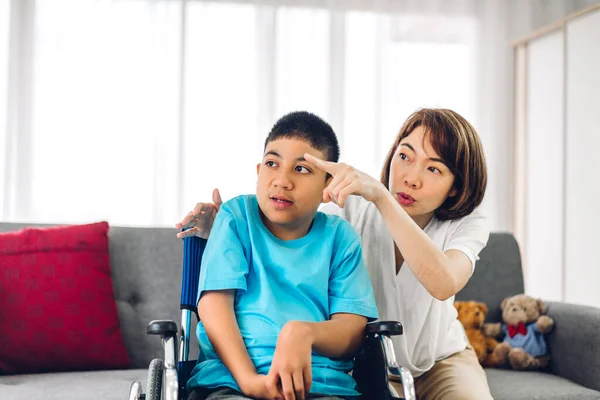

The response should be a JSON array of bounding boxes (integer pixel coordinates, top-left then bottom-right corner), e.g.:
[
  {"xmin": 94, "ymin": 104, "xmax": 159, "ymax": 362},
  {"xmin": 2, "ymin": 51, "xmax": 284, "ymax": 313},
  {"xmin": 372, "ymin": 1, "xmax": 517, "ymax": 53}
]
[
  {"xmin": 267, "ymin": 321, "xmax": 314, "ymax": 400},
  {"xmin": 304, "ymin": 154, "xmax": 387, "ymax": 208},
  {"xmin": 175, "ymin": 188, "xmax": 223, "ymax": 239}
]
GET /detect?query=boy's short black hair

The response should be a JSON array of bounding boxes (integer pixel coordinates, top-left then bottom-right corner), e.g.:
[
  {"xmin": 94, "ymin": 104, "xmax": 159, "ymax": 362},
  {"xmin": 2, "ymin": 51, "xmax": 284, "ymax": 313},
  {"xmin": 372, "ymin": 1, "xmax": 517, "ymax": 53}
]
[{"xmin": 264, "ymin": 111, "xmax": 340, "ymax": 162}]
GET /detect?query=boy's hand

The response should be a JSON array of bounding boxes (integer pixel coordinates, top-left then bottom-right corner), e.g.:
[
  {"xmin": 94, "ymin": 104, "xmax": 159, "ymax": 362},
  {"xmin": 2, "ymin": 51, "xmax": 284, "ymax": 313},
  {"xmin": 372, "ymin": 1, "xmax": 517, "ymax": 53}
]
[
  {"xmin": 175, "ymin": 188, "xmax": 223, "ymax": 238},
  {"xmin": 239, "ymin": 373, "xmax": 282, "ymax": 400},
  {"xmin": 267, "ymin": 321, "xmax": 314, "ymax": 400}
]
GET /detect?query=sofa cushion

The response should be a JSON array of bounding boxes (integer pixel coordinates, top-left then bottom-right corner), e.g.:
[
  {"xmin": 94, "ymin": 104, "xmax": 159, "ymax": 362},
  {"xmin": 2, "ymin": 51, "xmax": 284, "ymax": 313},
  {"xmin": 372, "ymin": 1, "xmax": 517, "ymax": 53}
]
[
  {"xmin": 456, "ymin": 233, "xmax": 525, "ymax": 323},
  {"xmin": 0, "ymin": 368, "xmax": 147, "ymax": 400},
  {"xmin": 486, "ymin": 368, "xmax": 600, "ymax": 400},
  {"xmin": 0, "ymin": 222, "xmax": 130, "ymax": 374}
]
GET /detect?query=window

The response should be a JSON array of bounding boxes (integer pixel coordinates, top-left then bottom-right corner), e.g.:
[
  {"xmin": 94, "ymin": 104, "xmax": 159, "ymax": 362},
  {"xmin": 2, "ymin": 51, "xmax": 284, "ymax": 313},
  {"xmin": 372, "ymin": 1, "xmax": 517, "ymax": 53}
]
[
  {"xmin": 0, "ymin": 0, "xmax": 10, "ymax": 215},
  {"xmin": 29, "ymin": 0, "xmax": 181, "ymax": 225},
  {"xmin": 2, "ymin": 1, "xmax": 479, "ymax": 227},
  {"xmin": 183, "ymin": 2, "xmax": 259, "ymax": 206}
]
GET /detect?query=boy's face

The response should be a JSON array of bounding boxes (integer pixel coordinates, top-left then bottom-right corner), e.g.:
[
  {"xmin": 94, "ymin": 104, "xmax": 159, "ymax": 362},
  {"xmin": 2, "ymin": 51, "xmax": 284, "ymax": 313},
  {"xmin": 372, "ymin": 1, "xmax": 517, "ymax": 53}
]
[{"xmin": 256, "ymin": 138, "xmax": 329, "ymax": 238}]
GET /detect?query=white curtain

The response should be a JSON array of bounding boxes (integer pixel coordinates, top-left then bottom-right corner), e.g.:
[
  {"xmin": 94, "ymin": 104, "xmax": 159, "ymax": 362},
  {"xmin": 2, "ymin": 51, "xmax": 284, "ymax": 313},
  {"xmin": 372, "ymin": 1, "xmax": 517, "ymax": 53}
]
[{"xmin": 0, "ymin": 0, "xmax": 595, "ymax": 228}]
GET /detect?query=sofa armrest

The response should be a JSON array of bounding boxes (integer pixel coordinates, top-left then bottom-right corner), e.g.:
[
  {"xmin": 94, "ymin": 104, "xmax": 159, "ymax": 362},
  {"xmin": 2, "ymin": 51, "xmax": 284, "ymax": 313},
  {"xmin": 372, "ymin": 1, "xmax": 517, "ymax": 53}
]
[{"xmin": 546, "ymin": 301, "xmax": 600, "ymax": 391}]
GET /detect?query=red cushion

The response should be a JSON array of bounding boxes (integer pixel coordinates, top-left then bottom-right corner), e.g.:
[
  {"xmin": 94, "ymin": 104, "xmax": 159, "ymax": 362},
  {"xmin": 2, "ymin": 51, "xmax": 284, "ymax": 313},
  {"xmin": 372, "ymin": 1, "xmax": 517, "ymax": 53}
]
[{"xmin": 0, "ymin": 222, "xmax": 130, "ymax": 374}]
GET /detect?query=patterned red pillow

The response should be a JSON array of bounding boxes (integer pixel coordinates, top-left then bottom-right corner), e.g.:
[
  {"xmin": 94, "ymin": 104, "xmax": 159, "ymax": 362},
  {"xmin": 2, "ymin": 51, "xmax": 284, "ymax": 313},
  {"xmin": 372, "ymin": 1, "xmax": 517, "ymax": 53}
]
[{"xmin": 0, "ymin": 222, "xmax": 130, "ymax": 374}]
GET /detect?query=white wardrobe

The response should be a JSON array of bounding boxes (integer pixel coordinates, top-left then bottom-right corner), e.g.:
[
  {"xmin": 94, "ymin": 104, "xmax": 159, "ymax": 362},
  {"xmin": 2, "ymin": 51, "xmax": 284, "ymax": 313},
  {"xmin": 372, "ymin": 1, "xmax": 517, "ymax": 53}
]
[{"xmin": 512, "ymin": 5, "xmax": 600, "ymax": 307}]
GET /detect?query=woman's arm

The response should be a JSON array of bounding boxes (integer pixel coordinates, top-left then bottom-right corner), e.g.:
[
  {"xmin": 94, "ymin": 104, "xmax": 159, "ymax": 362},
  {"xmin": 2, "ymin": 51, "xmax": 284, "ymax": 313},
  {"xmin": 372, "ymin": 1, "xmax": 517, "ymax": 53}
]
[
  {"xmin": 175, "ymin": 188, "xmax": 223, "ymax": 239},
  {"xmin": 304, "ymin": 154, "xmax": 472, "ymax": 301},
  {"xmin": 374, "ymin": 190, "xmax": 473, "ymax": 301}
]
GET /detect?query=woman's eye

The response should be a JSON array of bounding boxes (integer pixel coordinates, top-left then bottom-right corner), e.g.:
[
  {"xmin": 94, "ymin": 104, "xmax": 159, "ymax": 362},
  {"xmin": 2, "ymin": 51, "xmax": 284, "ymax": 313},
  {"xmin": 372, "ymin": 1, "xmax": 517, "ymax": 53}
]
[
  {"xmin": 428, "ymin": 166, "xmax": 441, "ymax": 174},
  {"xmin": 295, "ymin": 165, "xmax": 311, "ymax": 174},
  {"xmin": 399, "ymin": 153, "xmax": 408, "ymax": 161}
]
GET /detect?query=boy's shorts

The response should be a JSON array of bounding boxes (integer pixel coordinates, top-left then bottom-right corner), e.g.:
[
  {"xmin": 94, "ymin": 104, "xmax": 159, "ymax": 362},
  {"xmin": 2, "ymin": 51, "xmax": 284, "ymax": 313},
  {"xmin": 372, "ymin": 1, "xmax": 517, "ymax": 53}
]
[{"xmin": 188, "ymin": 387, "xmax": 345, "ymax": 400}]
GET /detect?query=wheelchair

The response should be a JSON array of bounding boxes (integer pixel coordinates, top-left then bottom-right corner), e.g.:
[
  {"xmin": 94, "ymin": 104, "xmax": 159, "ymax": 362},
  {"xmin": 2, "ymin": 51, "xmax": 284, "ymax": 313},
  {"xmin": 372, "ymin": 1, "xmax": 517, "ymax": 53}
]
[{"xmin": 128, "ymin": 235, "xmax": 416, "ymax": 400}]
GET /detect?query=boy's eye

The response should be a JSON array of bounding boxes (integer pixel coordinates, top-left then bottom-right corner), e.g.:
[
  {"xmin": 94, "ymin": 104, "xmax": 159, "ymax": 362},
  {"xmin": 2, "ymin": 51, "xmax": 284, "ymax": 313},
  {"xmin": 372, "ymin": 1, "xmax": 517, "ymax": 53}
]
[
  {"xmin": 295, "ymin": 165, "xmax": 311, "ymax": 174},
  {"xmin": 265, "ymin": 160, "xmax": 277, "ymax": 168}
]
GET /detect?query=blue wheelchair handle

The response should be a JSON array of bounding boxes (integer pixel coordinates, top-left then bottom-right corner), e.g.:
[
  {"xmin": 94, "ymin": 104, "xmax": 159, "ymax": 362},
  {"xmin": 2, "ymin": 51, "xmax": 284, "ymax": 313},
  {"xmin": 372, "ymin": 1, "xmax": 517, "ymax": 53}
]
[{"xmin": 180, "ymin": 229, "xmax": 207, "ymax": 310}]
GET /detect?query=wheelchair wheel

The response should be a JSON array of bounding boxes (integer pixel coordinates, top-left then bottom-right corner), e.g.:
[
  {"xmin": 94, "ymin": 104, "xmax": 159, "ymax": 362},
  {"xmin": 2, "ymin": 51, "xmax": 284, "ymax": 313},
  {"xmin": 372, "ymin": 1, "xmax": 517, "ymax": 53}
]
[{"xmin": 146, "ymin": 358, "xmax": 164, "ymax": 400}]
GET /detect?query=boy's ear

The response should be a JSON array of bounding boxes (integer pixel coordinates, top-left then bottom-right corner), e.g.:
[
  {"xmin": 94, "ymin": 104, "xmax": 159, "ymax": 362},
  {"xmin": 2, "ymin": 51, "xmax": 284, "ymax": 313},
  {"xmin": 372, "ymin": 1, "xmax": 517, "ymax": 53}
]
[{"xmin": 256, "ymin": 163, "xmax": 261, "ymax": 176}]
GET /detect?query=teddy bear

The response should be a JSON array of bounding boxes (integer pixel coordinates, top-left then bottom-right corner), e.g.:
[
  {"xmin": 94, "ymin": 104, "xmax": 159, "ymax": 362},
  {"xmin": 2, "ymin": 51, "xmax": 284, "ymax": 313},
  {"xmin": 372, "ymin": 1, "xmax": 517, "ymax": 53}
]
[
  {"xmin": 454, "ymin": 301, "xmax": 500, "ymax": 367},
  {"xmin": 483, "ymin": 294, "xmax": 554, "ymax": 370}
]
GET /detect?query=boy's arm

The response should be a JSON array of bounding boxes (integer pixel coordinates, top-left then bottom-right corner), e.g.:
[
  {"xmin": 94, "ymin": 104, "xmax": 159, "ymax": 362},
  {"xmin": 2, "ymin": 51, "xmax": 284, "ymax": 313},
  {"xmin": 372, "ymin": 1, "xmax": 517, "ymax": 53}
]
[
  {"xmin": 279, "ymin": 314, "xmax": 367, "ymax": 360},
  {"xmin": 199, "ymin": 291, "xmax": 281, "ymax": 399},
  {"xmin": 266, "ymin": 315, "xmax": 367, "ymax": 400},
  {"xmin": 309, "ymin": 231, "xmax": 378, "ymax": 358},
  {"xmin": 198, "ymin": 290, "xmax": 255, "ymax": 387},
  {"xmin": 305, "ymin": 313, "xmax": 367, "ymax": 358},
  {"xmin": 267, "ymin": 232, "xmax": 378, "ymax": 399},
  {"xmin": 195, "ymin": 200, "xmax": 279, "ymax": 398}
]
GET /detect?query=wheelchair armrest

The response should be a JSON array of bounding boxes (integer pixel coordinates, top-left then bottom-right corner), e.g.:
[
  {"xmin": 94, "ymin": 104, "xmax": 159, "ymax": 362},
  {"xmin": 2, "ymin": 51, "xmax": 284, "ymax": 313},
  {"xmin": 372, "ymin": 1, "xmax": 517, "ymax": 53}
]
[
  {"xmin": 147, "ymin": 320, "xmax": 178, "ymax": 337},
  {"xmin": 366, "ymin": 320, "xmax": 403, "ymax": 337},
  {"xmin": 356, "ymin": 320, "xmax": 415, "ymax": 400}
]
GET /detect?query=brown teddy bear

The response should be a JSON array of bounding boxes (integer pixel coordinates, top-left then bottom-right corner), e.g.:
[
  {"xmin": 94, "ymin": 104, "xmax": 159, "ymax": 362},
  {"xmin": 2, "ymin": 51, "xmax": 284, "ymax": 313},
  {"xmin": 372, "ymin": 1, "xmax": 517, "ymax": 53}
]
[
  {"xmin": 483, "ymin": 294, "xmax": 554, "ymax": 370},
  {"xmin": 454, "ymin": 301, "xmax": 500, "ymax": 367}
]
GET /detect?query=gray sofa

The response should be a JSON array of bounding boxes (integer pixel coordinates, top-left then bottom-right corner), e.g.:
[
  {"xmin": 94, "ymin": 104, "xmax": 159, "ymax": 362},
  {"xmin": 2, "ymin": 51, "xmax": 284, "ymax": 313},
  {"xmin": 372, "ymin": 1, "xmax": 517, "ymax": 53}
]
[
  {"xmin": 0, "ymin": 223, "xmax": 599, "ymax": 400},
  {"xmin": 457, "ymin": 233, "xmax": 600, "ymax": 400}
]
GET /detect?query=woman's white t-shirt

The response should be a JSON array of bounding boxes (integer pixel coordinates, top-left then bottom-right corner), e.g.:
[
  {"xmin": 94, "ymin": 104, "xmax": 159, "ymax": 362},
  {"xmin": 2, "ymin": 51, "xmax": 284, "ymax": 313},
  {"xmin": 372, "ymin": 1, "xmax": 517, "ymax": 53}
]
[{"xmin": 320, "ymin": 196, "xmax": 489, "ymax": 377}]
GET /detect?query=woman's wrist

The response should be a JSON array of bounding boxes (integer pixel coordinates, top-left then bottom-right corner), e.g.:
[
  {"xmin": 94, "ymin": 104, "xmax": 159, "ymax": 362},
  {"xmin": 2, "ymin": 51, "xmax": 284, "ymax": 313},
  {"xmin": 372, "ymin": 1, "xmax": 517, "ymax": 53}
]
[
  {"xmin": 372, "ymin": 187, "xmax": 396, "ymax": 209},
  {"xmin": 364, "ymin": 181, "xmax": 387, "ymax": 205}
]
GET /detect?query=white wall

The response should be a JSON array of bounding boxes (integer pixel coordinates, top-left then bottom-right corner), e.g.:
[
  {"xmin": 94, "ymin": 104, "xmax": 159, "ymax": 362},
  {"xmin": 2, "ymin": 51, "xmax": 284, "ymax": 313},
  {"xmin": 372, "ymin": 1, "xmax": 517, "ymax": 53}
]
[
  {"xmin": 564, "ymin": 9, "xmax": 600, "ymax": 308},
  {"xmin": 525, "ymin": 31, "xmax": 564, "ymax": 302}
]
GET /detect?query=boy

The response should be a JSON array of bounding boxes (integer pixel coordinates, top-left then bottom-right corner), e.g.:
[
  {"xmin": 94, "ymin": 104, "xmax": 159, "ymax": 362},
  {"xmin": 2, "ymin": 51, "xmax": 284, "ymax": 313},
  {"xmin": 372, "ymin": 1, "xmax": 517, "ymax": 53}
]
[{"xmin": 186, "ymin": 111, "xmax": 378, "ymax": 400}]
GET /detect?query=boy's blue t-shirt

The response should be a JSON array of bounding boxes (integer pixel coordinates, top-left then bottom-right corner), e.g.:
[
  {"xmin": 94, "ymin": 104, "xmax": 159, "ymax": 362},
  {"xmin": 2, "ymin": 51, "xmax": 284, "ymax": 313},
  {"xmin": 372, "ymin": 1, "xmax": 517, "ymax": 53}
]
[{"xmin": 187, "ymin": 195, "xmax": 378, "ymax": 398}]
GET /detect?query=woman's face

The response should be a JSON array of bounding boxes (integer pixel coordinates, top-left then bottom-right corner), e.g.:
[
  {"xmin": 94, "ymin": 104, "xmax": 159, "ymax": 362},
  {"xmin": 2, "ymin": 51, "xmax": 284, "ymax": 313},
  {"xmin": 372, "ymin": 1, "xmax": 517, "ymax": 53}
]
[{"xmin": 388, "ymin": 126, "xmax": 457, "ymax": 228}]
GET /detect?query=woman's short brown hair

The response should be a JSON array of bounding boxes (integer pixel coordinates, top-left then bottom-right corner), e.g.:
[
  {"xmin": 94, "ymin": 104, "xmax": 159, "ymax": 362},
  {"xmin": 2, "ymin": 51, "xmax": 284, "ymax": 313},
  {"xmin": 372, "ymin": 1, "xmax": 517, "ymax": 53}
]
[{"xmin": 380, "ymin": 109, "xmax": 487, "ymax": 221}]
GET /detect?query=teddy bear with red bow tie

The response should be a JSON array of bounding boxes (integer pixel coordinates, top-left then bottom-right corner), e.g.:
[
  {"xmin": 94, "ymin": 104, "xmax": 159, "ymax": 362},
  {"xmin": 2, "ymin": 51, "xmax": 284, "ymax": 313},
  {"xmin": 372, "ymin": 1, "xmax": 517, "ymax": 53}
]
[{"xmin": 483, "ymin": 294, "xmax": 554, "ymax": 370}]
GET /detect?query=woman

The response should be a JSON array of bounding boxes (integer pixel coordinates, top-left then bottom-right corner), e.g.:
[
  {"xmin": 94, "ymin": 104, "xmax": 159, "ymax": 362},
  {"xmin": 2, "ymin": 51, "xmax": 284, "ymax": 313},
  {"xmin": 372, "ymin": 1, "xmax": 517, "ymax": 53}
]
[{"xmin": 177, "ymin": 109, "xmax": 492, "ymax": 400}]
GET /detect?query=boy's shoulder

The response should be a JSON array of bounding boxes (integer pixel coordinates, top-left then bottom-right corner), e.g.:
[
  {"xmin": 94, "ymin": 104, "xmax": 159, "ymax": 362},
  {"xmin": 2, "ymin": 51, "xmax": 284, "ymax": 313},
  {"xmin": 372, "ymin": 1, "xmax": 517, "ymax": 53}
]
[
  {"xmin": 219, "ymin": 194, "xmax": 256, "ymax": 217},
  {"xmin": 317, "ymin": 211, "xmax": 361, "ymax": 243}
]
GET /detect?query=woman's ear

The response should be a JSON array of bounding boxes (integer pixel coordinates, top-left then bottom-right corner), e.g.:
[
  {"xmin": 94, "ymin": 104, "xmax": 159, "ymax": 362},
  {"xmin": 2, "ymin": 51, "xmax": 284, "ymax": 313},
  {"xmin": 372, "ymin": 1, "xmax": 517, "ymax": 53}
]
[{"xmin": 449, "ymin": 187, "xmax": 458, "ymax": 197}]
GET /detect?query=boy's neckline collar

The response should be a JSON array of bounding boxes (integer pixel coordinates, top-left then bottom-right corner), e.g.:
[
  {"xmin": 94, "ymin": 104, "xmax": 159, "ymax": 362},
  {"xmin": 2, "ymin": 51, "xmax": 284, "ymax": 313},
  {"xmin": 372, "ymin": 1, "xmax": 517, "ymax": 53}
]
[{"xmin": 250, "ymin": 195, "xmax": 323, "ymax": 247}]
